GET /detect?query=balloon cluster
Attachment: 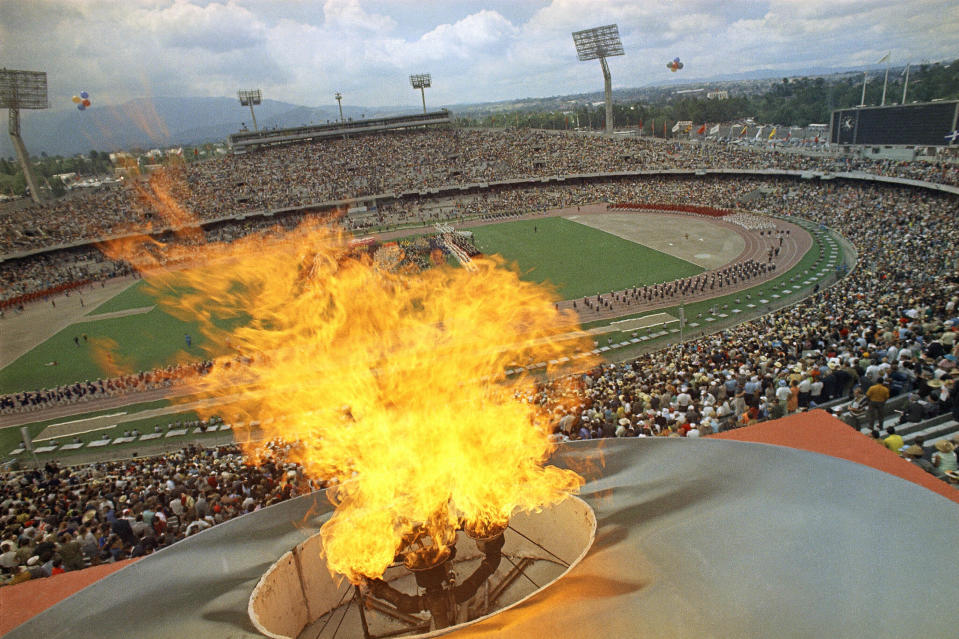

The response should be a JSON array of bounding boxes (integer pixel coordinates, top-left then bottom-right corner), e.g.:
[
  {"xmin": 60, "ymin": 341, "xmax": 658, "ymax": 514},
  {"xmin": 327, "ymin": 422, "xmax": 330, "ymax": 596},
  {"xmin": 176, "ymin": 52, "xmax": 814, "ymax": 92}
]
[
  {"xmin": 666, "ymin": 57, "xmax": 684, "ymax": 72},
  {"xmin": 72, "ymin": 91, "xmax": 92, "ymax": 111}
]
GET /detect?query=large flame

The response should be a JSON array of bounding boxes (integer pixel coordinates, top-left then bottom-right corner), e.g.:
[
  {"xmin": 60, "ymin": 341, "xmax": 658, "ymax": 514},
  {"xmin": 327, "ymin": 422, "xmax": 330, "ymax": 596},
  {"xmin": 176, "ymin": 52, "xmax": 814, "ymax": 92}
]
[{"xmin": 105, "ymin": 215, "xmax": 594, "ymax": 582}]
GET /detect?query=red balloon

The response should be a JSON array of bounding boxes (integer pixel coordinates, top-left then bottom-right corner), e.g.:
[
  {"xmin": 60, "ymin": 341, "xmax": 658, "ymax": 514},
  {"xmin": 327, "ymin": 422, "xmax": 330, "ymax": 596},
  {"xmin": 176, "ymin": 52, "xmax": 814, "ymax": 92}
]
[{"xmin": 81, "ymin": 99, "xmax": 91, "ymax": 107}]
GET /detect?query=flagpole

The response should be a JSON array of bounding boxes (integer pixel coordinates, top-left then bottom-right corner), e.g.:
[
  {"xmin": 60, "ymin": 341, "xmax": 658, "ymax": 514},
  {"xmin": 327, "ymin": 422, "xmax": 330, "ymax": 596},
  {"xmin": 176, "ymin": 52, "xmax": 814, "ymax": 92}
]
[
  {"xmin": 860, "ymin": 71, "xmax": 868, "ymax": 106},
  {"xmin": 901, "ymin": 64, "xmax": 910, "ymax": 104}
]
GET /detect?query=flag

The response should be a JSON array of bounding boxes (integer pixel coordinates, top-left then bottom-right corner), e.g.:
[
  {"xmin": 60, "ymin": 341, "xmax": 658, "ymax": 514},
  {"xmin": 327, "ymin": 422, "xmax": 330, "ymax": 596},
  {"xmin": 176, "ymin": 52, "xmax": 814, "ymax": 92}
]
[
  {"xmin": 740, "ymin": 125, "xmax": 748, "ymax": 135},
  {"xmin": 709, "ymin": 124, "xmax": 720, "ymax": 135},
  {"xmin": 754, "ymin": 126, "xmax": 764, "ymax": 140},
  {"xmin": 696, "ymin": 124, "xmax": 706, "ymax": 134},
  {"xmin": 945, "ymin": 130, "xmax": 959, "ymax": 144},
  {"xmin": 785, "ymin": 131, "xmax": 791, "ymax": 141},
  {"xmin": 671, "ymin": 122, "xmax": 682, "ymax": 133},
  {"xmin": 638, "ymin": 119, "xmax": 643, "ymax": 130},
  {"xmin": 768, "ymin": 127, "xmax": 777, "ymax": 139},
  {"xmin": 876, "ymin": 52, "xmax": 890, "ymax": 64}
]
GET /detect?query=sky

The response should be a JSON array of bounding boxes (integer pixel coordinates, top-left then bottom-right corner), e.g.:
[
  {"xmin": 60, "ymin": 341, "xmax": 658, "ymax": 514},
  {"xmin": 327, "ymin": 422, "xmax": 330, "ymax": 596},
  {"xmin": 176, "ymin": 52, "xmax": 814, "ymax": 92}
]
[{"xmin": 1, "ymin": 0, "xmax": 957, "ymax": 111}]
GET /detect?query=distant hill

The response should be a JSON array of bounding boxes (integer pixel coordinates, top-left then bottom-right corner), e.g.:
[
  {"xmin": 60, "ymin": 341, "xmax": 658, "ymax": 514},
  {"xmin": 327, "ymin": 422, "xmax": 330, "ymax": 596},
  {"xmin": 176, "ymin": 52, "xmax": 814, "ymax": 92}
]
[
  {"xmin": 4, "ymin": 60, "xmax": 952, "ymax": 157},
  {"xmin": 446, "ymin": 63, "xmax": 915, "ymax": 117},
  {"xmin": 1, "ymin": 97, "xmax": 420, "ymax": 158}
]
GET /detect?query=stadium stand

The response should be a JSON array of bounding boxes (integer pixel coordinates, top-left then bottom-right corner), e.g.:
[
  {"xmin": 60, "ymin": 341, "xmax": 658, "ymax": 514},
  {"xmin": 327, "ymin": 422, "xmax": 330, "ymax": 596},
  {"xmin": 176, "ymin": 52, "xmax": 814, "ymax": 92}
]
[{"xmin": 2, "ymin": 128, "xmax": 957, "ymax": 588}]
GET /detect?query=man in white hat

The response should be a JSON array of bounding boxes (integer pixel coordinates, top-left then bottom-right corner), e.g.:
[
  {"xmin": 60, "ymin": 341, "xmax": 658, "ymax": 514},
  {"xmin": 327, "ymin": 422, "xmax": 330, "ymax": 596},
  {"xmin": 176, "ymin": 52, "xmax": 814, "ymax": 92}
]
[{"xmin": 932, "ymin": 440, "xmax": 957, "ymax": 473}]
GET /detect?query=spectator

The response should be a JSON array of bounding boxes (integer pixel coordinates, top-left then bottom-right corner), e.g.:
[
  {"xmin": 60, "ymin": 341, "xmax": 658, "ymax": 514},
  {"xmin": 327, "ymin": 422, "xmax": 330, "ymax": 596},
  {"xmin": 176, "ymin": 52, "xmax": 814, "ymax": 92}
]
[
  {"xmin": 902, "ymin": 444, "xmax": 945, "ymax": 478},
  {"xmin": 866, "ymin": 380, "xmax": 891, "ymax": 430},
  {"xmin": 883, "ymin": 427, "xmax": 905, "ymax": 454},
  {"xmin": 932, "ymin": 441, "xmax": 958, "ymax": 473}
]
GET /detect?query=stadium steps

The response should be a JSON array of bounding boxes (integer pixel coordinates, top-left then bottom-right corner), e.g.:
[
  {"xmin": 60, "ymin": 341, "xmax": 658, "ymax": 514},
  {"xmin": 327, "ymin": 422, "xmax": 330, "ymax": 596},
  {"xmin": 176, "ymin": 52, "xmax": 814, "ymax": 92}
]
[
  {"xmin": 858, "ymin": 412, "xmax": 959, "ymax": 447},
  {"xmin": 896, "ymin": 413, "xmax": 955, "ymax": 439},
  {"xmin": 904, "ymin": 418, "xmax": 959, "ymax": 448}
]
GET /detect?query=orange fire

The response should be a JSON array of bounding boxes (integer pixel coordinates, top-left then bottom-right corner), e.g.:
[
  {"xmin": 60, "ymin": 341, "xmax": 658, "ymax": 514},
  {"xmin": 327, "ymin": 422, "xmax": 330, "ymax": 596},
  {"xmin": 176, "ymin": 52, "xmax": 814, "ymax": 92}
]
[{"xmin": 105, "ymin": 215, "xmax": 595, "ymax": 583}]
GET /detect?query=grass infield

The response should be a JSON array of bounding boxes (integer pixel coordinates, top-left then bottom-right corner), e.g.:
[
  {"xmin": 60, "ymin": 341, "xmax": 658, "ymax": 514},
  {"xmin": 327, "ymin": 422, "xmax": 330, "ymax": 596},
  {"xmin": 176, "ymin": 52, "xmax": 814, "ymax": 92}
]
[
  {"xmin": 89, "ymin": 280, "xmax": 155, "ymax": 314},
  {"xmin": 470, "ymin": 217, "xmax": 703, "ymax": 300},
  {"xmin": 0, "ymin": 308, "xmax": 226, "ymax": 395},
  {"xmin": 0, "ymin": 398, "xmax": 172, "ymax": 457}
]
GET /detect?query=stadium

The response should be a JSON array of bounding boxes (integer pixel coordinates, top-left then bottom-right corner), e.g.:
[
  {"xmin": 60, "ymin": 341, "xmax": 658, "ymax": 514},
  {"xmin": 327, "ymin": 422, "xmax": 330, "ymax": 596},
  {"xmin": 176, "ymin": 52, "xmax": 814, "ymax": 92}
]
[{"xmin": 2, "ymin": 30, "xmax": 959, "ymax": 639}]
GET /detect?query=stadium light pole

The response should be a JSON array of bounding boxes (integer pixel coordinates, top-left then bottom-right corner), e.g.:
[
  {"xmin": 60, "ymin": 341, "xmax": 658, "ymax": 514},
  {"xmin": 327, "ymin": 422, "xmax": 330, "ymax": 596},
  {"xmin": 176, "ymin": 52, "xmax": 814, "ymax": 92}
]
[
  {"xmin": 879, "ymin": 52, "xmax": 891, "ymax": 106},
  {"xmin": 901, "ymin": 64, "xmax": 911, "ymax": 104},
  {"xmin": 1, "ymin": 68, "xmax": 48, "ymax": 204},
  {"xmin": 335, "ymin": 92, "xmax": 344, "ymax": 122},
  {"xmin": 237, "ymin": 89, "xmax": 262, "ymax": 132},
  {"xmin": 410, "ymin": 74, "xmax": 431, "ymax": 114},
  {"xmin": 572, "ymin": 24, "xmax": 625, "ymax": 135}
]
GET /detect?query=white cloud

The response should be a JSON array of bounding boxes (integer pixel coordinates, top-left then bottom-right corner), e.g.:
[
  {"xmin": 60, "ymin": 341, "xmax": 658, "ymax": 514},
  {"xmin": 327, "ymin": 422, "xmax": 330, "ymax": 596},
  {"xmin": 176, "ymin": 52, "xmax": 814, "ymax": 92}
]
[
  {"xmin": 136, "ymin": 0, "xmax": 268, "ymax": 52},
  {"xmin": 407, "ymin": 10, "xmax": 518, "ymax": 61},
  {"xmin": 1, "ymin": 0, "xmax": 957, "ymax": 109},
  {"xmin": 323, "ymin": 0, "xmax": 396, "ymax": 32}
]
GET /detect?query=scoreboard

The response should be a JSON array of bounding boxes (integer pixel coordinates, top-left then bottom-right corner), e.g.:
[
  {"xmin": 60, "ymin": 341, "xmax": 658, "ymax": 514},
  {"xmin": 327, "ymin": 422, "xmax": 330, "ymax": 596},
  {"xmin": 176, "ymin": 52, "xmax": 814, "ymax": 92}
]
[{"xmin": 830, "ymin": 101, "xmax": 958, "ymax": 146}]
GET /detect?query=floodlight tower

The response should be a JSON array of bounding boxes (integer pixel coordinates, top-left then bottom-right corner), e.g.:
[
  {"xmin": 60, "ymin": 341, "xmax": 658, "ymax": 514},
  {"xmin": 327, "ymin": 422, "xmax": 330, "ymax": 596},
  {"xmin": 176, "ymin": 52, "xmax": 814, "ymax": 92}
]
[
  {"xmin": 572, "ymin": 24, "xmax": 625, "ymax": 135},
  {"xmin": 1, "ymin": 69, "xmax": 48, "ymax": 204},
  {"xmin": 410, "ymin": 73, "xmax": 431, "ymax": 114},
  {"xmin": 237, "ymin": 89, "xmax": 262, "ymax": 132},
  {"xmin": 334, "ymin": 92, "xmax": 344, "ymax": 122}
]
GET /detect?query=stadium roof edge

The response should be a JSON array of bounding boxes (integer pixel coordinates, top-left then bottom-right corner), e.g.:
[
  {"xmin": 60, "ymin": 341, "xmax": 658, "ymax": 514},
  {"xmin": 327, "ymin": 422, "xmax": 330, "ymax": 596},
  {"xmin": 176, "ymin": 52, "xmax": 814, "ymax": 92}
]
[{"xmin": 227, "ymin": 110, "xmax": 453, "ymax": 153}]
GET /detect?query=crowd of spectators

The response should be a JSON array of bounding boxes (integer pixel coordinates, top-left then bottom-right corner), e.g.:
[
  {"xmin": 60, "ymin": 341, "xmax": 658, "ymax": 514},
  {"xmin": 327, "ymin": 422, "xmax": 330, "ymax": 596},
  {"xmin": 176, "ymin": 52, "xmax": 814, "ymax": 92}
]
[
  {"xmin": 3, "ymin": 128, "xmax": 957, "ymax": 256},
  {"xmin": 0, "ymin": 361, "xmax": 213, "ymax": 416},
  {"xmin": 1, "ymin": 174, "xmax": 745, "ymax": 305},
  {"xmin": 530, "ymin": 180, "xmax": 959, "ymax": 487},
  {"xmin": 0, "ymin": 126, "xmax": 958, "ymax": 588},
  {"xmin": 0, "ymin": 442, "xmax": 313, "ymax": 585},
  {"xmin": 3, "ymin": 174, "xmax": 958, "ymax": 418}
]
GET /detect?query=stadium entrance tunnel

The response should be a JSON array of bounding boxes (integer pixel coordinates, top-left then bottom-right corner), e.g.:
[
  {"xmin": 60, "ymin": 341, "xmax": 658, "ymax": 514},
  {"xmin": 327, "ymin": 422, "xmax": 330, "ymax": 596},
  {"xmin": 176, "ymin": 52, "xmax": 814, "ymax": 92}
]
[{"xmin": 249, "ymin": 496, "xmax": 596, "ymax": 638}]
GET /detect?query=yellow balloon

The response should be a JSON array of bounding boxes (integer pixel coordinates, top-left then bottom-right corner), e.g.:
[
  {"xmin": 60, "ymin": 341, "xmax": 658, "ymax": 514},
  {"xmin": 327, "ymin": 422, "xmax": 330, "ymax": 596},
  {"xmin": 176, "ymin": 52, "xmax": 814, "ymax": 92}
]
[{"xmin": 72, "ymin": 96, "xmax": 81, "ymax": 103}]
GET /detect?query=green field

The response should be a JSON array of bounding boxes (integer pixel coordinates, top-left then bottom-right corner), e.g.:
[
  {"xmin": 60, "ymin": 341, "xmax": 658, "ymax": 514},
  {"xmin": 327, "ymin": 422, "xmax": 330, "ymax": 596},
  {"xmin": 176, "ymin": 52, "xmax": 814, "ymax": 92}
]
[
  {"xmin": 578, "ymin": 221, "xmax": 832, "ymax": 357},
  {"xmin": 90, "ymin": 279, "xmax": 156, "ymax": 314},
  {"xmin": 470, "ymin": 217, "xmax": 703, "ymax": 300},
  {"xmin": 3, "ymin": 215, "xmax": 826, "ymax": 399},
  {"xmin": 0, "ymin": 307, "xmax": 234, "ymax": 394},
  {"xmin": 0, "ymin": 398, "xmax": 172, "ymax": 456},
  {"xmin": 1, "ymin": 216, "xmax": 843, "ymax": 465}
]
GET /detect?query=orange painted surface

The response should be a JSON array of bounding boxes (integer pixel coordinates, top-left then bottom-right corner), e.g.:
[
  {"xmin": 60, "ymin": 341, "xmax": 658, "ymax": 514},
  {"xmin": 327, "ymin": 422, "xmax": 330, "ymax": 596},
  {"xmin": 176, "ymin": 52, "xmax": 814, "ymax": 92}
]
[
  {"xmin": 0, "ymin": 558, "xmax": 137, "ymax": 635},
  {"xmin": 711, "ymin": 409, "xmax": 959, "ymax": 504}
]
